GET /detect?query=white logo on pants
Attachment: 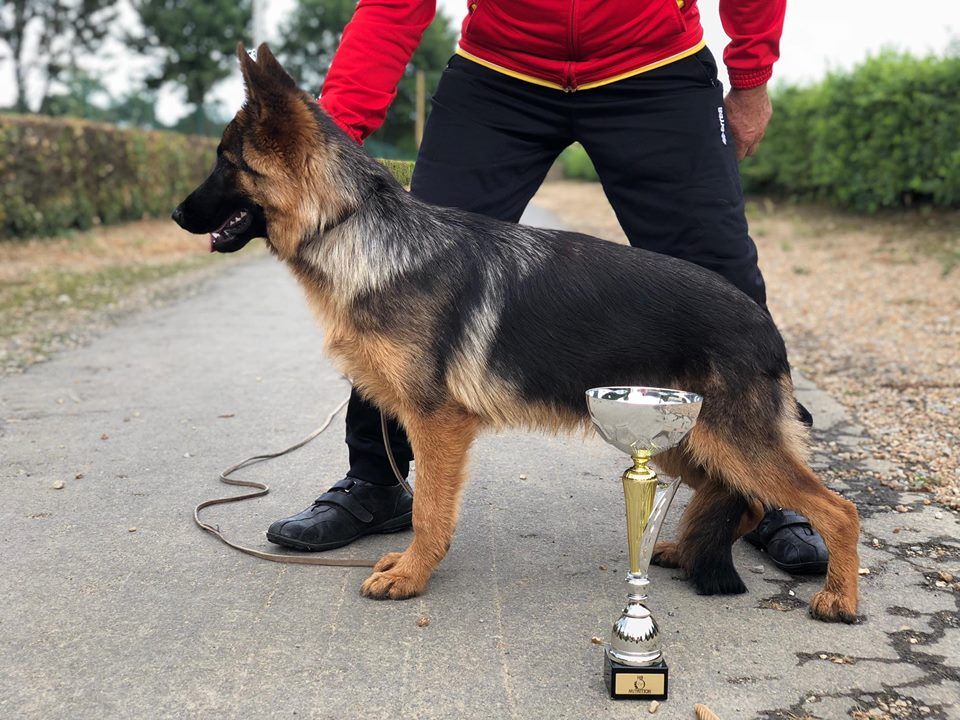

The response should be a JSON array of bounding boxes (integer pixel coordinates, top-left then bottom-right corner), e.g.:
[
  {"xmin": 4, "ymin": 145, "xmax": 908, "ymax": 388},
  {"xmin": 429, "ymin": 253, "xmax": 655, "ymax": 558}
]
[{"xmin": 717, "ymin": 106, "xmax": 727, "ymax": 145}]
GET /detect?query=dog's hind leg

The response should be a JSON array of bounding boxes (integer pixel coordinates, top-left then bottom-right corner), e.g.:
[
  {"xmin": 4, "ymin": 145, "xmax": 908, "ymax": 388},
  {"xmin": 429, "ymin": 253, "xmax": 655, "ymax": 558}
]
[
  {"xmin": 680, "ymin": 482, "xmax": 759, "ymax": 595},
  {"xmin": 651, "ymin": 452, "xmax": 761, "ymax": 595},
  {"xmin": 649, "ymin": 450, "xmax": 700, "ymax": 570},
  {"xmin": 361, "ymin": 403, "xmax": 480, "ymax": 600},
  {"xmin": 687, "ymin": 419, "xmax": 861, "ymax": 623}
]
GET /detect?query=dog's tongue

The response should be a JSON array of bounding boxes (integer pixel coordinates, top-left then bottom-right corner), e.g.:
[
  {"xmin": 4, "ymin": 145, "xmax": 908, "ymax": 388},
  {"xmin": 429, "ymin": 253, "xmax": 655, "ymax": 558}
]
[
  {"xmin": 209, "ymin": 220, "xmax": 228, "ymax": 253},
  {"xmin": 208, "ymin": 232, "xmax": 217, "ymax": 253}
]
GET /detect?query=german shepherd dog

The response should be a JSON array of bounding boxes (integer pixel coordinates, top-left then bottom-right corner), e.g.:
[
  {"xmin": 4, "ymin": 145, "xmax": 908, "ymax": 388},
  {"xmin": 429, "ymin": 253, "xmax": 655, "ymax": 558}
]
[{"xmin": 173, "ymin": 44, "xmax": 860, "ymax": 622}]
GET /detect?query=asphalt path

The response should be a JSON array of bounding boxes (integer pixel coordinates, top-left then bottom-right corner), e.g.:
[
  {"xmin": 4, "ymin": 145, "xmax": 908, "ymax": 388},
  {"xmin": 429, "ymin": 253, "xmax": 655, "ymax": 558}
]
[{"xmin": 2, "ymin": 207, "xmax": 957, "ymax": 719}]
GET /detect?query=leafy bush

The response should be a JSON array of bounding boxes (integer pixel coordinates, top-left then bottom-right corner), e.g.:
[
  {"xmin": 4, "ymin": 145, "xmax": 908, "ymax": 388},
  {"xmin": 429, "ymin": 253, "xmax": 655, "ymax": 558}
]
[
  {"xmin": 0, "ymin": 114, "xmax": 416, "ymax": 240},
  {"xmin": 560, "ymin": 143, "xmax": 599, "ymax": 181},
  {"xmin": 0, "ymin": 114, "xmax": 219, "ymax": 239},
  {"xmin": 380, "ymin": 158, "xmax": 415, "ymax": 187},
  {"xmin": 741, "ymin": 52, "xmax": 960, "ymax": 211}
]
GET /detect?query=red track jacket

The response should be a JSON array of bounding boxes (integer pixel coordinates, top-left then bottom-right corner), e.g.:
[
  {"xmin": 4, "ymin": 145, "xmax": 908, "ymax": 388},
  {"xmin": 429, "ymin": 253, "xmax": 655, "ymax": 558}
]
[{"xmin": 320, "ymin": 0, "xmax": 786, "ymax": 143}]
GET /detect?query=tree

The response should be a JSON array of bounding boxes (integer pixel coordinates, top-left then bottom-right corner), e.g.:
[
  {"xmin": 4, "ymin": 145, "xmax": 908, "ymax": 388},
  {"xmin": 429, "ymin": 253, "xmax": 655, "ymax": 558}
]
[
  {"xmin": 30, "ymin": 65, "xmax": 166, "ymax": 128},
  {"xmin": 39, "ymin": 64, "xmax": 110, "ymax": 119},
  {"xmin": 0, "ymin": 0, "xmax": 116, "ymax": 112},
  {"xmin": 167, "ymin": 103, "xmax": 231, "ymax": 137},
  {"xmin": 107, "ymin": 88, "xmax": 161, "ymax": 129},
  {"xmin": 277, "ymin": 0, "xmax": 457, "ymax": 157},
  {"xmin": 274, "ymin": 0, "xmax": 354, "ymax": 91},
  {"xmin": 129, "ymin": 0, "xmax": 251, "ymax": 132}
]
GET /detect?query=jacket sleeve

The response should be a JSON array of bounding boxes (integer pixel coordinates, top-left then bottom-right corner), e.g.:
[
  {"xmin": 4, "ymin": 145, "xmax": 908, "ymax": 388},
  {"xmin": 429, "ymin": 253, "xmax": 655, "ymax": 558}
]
[
  {"xmin": 319, "ymin": 0, "xmax": 437, "ymax": 143},
  {"xmin": 719, "ymin": 0, "xmax": 786, "ymax": 89}
]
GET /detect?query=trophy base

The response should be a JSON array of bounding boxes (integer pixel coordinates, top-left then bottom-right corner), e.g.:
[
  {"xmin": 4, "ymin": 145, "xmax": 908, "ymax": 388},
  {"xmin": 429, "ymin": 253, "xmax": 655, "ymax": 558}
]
[{"xmin": 604, "ymin": 655, "xmax": 668, "ymax": 700}]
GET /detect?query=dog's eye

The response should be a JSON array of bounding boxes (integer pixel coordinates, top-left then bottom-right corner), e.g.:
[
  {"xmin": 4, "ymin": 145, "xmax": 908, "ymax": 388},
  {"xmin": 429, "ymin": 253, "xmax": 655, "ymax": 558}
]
[{"xmin": 225, "ymin": 152, "xmax": 264, "ymax": 178}]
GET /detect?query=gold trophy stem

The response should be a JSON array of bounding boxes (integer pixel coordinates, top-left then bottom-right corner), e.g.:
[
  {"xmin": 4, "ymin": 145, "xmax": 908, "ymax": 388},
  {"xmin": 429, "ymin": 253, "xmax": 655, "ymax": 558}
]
[{"xmin": 623, "ymin": 450, "xmax": 657, "ymax": 576}]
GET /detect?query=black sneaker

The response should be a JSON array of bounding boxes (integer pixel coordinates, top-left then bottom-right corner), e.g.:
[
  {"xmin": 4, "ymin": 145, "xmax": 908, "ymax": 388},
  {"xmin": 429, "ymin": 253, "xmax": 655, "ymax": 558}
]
[{"xmin": 266, "ymin": 476, "xmax": 412, "ymax": 552}]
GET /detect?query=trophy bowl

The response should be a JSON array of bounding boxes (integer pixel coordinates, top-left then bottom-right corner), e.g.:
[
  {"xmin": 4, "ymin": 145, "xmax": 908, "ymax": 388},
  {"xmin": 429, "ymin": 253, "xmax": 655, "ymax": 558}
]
[
  {"xmin": 585, "ymin": 386, "xmax": 702, "ymax": 457},
  {"xmin": 585, "ymin": 386, "xmax": 702, "ymax": 701}
]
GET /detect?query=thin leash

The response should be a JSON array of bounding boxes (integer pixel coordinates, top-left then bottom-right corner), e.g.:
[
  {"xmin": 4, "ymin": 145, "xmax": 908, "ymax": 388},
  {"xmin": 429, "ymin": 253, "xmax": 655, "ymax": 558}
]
[{"xmin": 193, "ymin": 392, "xmax": 413, "ymax": 567}]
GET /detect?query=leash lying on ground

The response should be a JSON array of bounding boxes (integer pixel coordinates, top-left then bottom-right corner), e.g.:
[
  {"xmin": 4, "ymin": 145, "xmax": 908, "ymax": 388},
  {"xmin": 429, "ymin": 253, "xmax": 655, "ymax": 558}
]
[{"xmin": 193, "ymin": 392, "xmax": 413, "ymax": 567}]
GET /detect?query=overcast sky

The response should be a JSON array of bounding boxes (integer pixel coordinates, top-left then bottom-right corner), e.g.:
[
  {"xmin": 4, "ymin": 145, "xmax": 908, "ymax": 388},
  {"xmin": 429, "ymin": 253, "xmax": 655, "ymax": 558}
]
[{"xmin": 1, "ymin": 0, "xmax": 956, "ymax": 124}]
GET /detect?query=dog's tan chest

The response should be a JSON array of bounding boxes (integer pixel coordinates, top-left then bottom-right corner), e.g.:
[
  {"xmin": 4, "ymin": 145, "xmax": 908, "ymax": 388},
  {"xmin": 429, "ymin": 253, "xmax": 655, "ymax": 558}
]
[{"xmin": 291, "ymin": 267, "xmax": 421, "ymax": 416}]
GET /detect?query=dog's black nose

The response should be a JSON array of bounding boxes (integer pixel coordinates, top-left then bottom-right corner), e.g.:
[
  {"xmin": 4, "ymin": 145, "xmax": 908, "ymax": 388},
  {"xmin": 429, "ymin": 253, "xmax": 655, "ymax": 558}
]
[{"xmin": 171, "ymin": 206, "xmax": 184, "ymax": 227}]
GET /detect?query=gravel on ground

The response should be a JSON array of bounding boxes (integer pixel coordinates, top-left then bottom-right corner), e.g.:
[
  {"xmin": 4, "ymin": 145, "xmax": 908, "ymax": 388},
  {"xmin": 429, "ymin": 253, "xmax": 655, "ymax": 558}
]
[
  {"xmin": 0, "ymin": 219, "xmax": 251, "ymax": 376},
  {"xmin": 533, "ymin": 182, "xmax": 960, "ymax": 509}
]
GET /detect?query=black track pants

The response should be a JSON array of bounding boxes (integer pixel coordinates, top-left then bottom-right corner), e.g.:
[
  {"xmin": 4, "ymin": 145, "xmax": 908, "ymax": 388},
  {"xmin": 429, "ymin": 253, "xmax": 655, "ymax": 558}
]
[{"xmin": 346, "ymin": 46, "xmax": 770, "ymax": 485}]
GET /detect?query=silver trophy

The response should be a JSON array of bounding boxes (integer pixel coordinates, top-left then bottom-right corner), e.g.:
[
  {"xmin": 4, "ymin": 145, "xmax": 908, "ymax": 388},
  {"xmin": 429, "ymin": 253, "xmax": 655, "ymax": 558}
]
[{"xmin": 586, "ymin": 386, "xmax": 702, "ymax": 700}]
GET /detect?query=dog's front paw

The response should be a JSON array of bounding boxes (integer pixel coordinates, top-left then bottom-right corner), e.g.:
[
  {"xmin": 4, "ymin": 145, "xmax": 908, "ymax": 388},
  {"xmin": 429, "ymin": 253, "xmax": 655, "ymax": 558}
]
[
  {"xmin": 361, "ymin": 566, "xmax": 426, "ymax": 600},
  {"xmin": 652, "ymin": 541, "xmax": 682, "ymax": 569},
  {"xmin": 809, "ymin": 590, "xmax": 859, "ymax": 624}
]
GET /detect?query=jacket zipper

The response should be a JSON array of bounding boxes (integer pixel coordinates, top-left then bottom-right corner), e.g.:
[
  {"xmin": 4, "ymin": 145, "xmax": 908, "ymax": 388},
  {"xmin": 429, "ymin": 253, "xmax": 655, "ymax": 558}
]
[{"xmin": 563, "ymin": 0, "xmax": 578, "ymax": 91}]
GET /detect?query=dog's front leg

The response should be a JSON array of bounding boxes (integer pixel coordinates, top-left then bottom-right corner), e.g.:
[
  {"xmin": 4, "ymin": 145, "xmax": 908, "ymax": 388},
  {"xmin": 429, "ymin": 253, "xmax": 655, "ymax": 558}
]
[{"xmin": 361, "ymin": 404, "xmax": 480, "ymax": 600}]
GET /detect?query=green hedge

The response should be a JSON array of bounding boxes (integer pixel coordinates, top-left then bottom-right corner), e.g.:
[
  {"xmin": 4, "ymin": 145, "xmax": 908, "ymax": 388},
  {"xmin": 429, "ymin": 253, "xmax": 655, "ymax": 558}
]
[
  {"xmin": 560, "ymin": 143, "xmax": 599, "ymax": 181},
  {"xmin": 741, "ymin": 52, "xmax": 960, "ymax": 211},
  {"xmin": 0, "ymin": 114, "xmax": 218, "ymax": 239},
  {"xmin": 379, "ymin": 158, "xmax": 415, "ymax": 187},
  {"xmin": 0, "ymin": 113, "xmax": 416, "ymax": 240}
]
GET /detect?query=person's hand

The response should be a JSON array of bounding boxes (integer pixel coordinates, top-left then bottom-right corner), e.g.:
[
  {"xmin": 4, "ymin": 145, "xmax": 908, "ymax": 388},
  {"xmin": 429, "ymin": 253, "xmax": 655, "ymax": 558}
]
[{"xmin": 724, "ymin": 85, "xmax": 772, "ymax": 161}]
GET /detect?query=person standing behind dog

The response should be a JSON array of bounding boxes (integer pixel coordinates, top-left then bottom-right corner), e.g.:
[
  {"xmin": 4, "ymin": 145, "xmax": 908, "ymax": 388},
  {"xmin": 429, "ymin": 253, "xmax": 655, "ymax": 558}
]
[{"xmin": 267, "ymin": 0, "xmax": 831, "ymax": 577}]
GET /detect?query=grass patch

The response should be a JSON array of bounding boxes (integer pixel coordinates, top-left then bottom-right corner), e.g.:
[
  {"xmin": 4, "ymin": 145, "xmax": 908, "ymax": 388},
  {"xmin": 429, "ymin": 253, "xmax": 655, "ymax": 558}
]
[{"xmin": 0, "ymin": 259, "xmax": 206, "ymax": 337}]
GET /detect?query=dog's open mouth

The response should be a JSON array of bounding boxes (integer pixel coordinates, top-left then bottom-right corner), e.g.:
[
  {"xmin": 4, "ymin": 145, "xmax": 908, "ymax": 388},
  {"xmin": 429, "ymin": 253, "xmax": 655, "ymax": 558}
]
[{"xmin": 210, "ymin": 209, "xmax": 257, "ymax": 253}]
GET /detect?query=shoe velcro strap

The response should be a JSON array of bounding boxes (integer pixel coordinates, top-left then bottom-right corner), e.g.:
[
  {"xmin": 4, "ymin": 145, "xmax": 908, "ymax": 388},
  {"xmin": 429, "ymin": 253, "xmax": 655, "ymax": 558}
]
[
  {"xmin": 756, "ymin": 510, "xmax": 814, "ymax": 540},
  {"xmin": 330, "ymin": 476, "xmax": 359, "ymax": 491},
  {"xmin": 314, "ymin": 488, "xmax": 375, "ymax": 524}
]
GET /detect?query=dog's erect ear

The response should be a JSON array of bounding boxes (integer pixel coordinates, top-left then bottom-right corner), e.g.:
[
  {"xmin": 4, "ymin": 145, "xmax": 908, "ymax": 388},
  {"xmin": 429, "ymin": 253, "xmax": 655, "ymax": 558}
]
[
  {"xmin": 235, "ymin": 41, "xmax": 315, "ymax": 158},
  {"xmin": 254, "ymin": 43, "xmax": 298, "ymax": 91},
  {"xmin": 237, "ymin": 41, "xmax": 300, "ymax": 114},
  {"xmin": 237, "ymin": 42, "xmax": 264, "ymax": 104}
]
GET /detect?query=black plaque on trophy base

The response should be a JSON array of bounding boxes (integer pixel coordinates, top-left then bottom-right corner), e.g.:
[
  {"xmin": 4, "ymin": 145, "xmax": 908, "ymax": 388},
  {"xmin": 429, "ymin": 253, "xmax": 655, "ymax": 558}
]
[{"xmin": 604, "ymin": 655, "xmax": 668, "ymax": 701}]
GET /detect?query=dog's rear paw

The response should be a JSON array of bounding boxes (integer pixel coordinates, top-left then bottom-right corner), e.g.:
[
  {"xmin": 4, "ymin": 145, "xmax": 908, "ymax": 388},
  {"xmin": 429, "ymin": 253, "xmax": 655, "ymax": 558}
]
[
  {"xmin": 809, "ymin": 590, "xmax": 859, "ymax": 623},
  {"xmin": 652, "ymin": 541, "xmax": 682, "ymax": 569},
  {"xmin": 361, "ymin": 567, "xmax": 426, "ymax": 600},
  {"xmin": 690, "ymin": 560, "xmax": 747, "ymax": 596}
]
